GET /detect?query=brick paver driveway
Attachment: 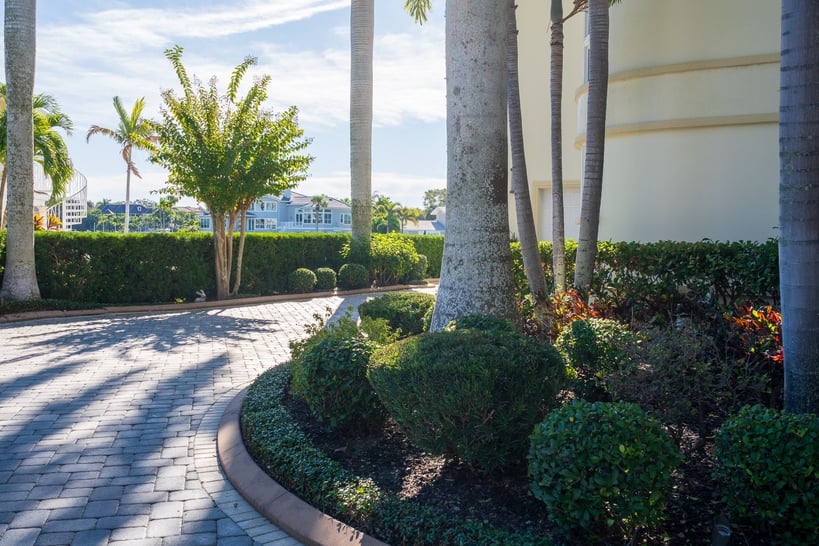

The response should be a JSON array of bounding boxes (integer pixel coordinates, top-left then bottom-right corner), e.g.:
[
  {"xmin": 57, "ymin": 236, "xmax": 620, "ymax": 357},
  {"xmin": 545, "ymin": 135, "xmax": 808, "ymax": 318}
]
[{"xmin": 0, "ymin": 292, "xmax": 397, "ymax": 546}]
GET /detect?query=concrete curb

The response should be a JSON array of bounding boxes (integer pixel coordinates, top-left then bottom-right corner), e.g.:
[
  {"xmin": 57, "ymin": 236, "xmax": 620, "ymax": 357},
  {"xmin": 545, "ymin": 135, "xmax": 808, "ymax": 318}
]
[{"xmin": 217, "ymin": 388, "xmax": 389, "ymax": 546}]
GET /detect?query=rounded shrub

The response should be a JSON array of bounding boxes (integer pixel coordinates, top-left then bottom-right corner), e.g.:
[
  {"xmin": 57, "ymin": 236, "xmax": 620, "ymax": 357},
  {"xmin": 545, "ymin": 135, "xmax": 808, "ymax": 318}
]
[
  {"xmin": 289, "ymin": 331, "xmax": 383, "ymax": 432},
  {"xmin": 714, "ymin": 405, "xmax": 819, "ymax": 545},
  {"xmin": 314, "ymin": 267, "xmax": 337, "ymax": 291},
  {"xmin": 358, "ymin": 292, "xmax": 436, "ymax": 338},
  {"xmin": 407, "ymin": 253, "xmax": 429, "ymax": 283},
  {"xmin": 443, "ymin": 314, "xmax": 517, "ymax": 333},
  {"xmin": 369, "ymin": 233, "xmax": 419, "ymax": 286},
  {"xmin": 555, "ymin": 318, "xmax": 637, "ymax": 401},
  {"xmin": 528, "ymin": 400, "xmax": 682, "ymax": 540},
  {"xmin": 368, "ymin": 329, "xmax": 567, "ymax": 472},
  {"xmin": 288, "ymin": 267, "xmax": 317, "ymax": 293},
  {"xmin": 338, "ymin": 263, "xmax": 370, "ymax": 290}
]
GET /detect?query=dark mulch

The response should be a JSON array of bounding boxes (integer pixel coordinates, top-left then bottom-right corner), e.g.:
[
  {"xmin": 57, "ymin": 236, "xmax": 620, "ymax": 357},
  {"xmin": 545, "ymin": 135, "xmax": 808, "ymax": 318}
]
[{"xmin": 283, "ymin": 391, "xmax": 768, "ymax": 546}]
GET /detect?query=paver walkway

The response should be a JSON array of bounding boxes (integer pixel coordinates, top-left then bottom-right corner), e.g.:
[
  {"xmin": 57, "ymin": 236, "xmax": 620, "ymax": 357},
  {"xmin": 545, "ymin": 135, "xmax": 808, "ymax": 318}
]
[{"xmin": 0, "ymin": 292, "xmax": 394, "ymax": 546}]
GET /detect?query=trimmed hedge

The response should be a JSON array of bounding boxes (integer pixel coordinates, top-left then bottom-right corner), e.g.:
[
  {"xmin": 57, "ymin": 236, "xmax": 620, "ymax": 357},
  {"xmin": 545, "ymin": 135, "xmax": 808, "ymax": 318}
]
[{"xmin": 404, "ymin": 234, "xmax": 444, "ymax": 277}]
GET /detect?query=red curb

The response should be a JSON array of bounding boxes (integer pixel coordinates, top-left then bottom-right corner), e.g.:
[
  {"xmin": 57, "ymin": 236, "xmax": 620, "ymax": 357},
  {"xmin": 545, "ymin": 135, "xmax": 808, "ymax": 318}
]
[{"xmin": 217, "ymin": 388, "xmax": 389, "ymax": 546}]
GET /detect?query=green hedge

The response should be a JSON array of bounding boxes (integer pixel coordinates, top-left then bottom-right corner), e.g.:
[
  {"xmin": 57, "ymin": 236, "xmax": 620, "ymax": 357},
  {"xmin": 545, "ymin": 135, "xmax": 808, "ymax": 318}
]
[{"xmin": 404, "ymin": 234, "xmax": 444, "ymax": 277}]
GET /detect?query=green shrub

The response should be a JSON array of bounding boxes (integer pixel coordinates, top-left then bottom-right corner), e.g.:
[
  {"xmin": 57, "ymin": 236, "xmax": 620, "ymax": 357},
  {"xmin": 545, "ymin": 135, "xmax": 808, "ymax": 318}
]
[
  {"xmin": 407, "ymin": 254, "xmax": 428, "ymax": 282},
  {"xmin": 714, "ymin": 405, "xmax": 819, "ymax": 545},
  {"xmin": 368, "ymin": 330, "xmax": 567, "ymax": 472},
  {"xmin": 555, "ymin": 318, "xmax": 637, "ymax": 401},
  {"xmin": 289, "ymin": 323, "xmax": 382, "ymax": 432},
  {"xmin": 358, "ymin": 292, "xmax": 436, "ymax": 338},
  {"xmin": 314, "ymin": 267, "xmax": 337, "ymax": 291},
  {"xmin": 443, "ymin": 314, "xmax": 518, "ymax": 333},
  {"xmin": 369, "ymin": 233, "xmax": 419, "ymax": 286},
  {"xmin": 529, "ymin": 400, "xmax": 682, "ymax": 541},
  {"xmin": 338, "ymin": 263, "xmax": 370, "ymax": 290},
  {"xmin": 404, "ymin": 234, "xmax": 443, "ymax": 277},
  {"xmin": 288, "ymin": 267, "xmax": 317, "ymax": 293}
]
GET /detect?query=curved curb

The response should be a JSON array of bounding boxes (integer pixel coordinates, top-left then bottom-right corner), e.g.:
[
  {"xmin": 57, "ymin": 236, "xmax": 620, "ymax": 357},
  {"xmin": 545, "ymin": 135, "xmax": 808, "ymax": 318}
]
[{"xmin": 217, "ymin": 388, "xmax": 389, "ymax": 546}]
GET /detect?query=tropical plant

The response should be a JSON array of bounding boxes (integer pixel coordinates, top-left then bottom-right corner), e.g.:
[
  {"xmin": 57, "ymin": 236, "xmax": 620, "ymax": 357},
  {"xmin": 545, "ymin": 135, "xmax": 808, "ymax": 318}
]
[
  {"xmin": 0, "ymin": 0, "xmax": 40, "ymax": 301},
  {"xmin": 86, "ymin": 96, "xmax": 157, "ymax": 233},
  {"xmin": 395, "ymin": 206, "xmax": 421, "ymax": 233},
  {"xmin": 778, "ymin": 0, "xmax": 819, "ymax": 414},
  {"xmin": 371, "ymin": 195, "xmax": 401, "ymax": 233},
  {"xmin": 310, "ymin": 194, "xmax": 328, "ymax": 232},
  {"xmin": 350, "ymin": 0, "xmax": 374, "ymax": 264},
  {"xmin": 152, "ymin": 45, "xmax": 312, "ymax": 299}
]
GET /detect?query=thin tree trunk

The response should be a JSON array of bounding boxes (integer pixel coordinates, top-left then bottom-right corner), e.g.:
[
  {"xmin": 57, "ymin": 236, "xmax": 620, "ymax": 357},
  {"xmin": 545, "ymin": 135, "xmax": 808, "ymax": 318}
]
[
  {"xmin": 550, "ymin": 0, "xmax": 567, "ymax": 292},
  {"xmin": 0, "ymin": 166, "xmax": 7, "ymax": 229},
  {"xmin": 231, "ymin": 206, "xmax": 249, "ymax": 296},
  {"xmin": 779, "ymin": 0, "xmax": 819, "ymax": 414},
  {"xmin": 350, "ymin": 0, "xmax": 374, "ymax": 265},
  {"xmin": 1, "ymin": 0, "xmax": 40, "ymax": 301},
  {"xmin": 430, "ymin": 0, "xmax": 516, "ymax": 331},
  {"xmin": 124, "ymin": 155, "xmax": 131, "ymax": 233},
  {"xmin": 573, "ymin": 0, "xmax": 609, "ymax": 294},
  {"xmin": 212, "ymin": 211, "xmax": 228, "ymax": 299},
  {"xmin": 508, "ymin": 0, "xmax": 547, "ymax": 301}
]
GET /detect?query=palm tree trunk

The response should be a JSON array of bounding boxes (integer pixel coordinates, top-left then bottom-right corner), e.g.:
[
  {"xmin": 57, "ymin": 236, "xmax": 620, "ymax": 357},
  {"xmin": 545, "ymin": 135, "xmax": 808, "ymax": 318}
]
[
  {"xmin": 430, "ymin": 0, "xmax": 516, "ymax": 331},
  {"xmin": 573, "ymin": 0, "xmax": 609, "ymax": 294},
  {"xmin": 123, "ymin": 155, "xmax": 131, "ymax": 233},
  {"xmin": 350, "ymin": 0, "xmax": 374, "ymax": 265},
  {"xmin": 1, "ymin": 0, "xmax": 41, "ymax": 301},
  {"xmin": 508, "ymin": 0, "xmax": 547, "ymax": 301},
  {"xmin": 779, "ymin": 0, "xmax": 819, "ymax": 414},
  {"xmin": 550, "ymin": 0, "xmax": 567, "ymax": 292},
  {"xmin": 0, "ymin": 166, "xmax": 7, "ymax": 229}
]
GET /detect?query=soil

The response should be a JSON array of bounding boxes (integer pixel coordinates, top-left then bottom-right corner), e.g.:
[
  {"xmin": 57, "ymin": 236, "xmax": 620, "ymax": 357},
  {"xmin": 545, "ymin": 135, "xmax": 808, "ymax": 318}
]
[{"xmin": 282, "ymin": 392, "xmax": 768, "ymax": 546}]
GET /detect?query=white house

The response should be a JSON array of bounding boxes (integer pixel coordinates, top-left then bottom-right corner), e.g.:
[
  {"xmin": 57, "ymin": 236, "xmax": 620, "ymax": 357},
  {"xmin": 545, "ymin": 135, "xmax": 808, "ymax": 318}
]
[
  {"xmin": 514, "ymin": 0, "xmax": 780, "ymax": 243},
  {"xmin": 404, "ymin": 206, "xmax": 446, "ymax": 235},
  {"xmin": 198, "ymin": 190, "xmax": 352, "ymax": 233}
]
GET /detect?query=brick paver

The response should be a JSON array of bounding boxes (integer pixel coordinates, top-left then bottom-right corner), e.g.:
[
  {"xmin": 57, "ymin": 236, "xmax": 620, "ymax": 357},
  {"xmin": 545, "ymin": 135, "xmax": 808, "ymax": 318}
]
[{"xmin": 0, "ymin": 292, "xmax": 414, "ymax": 545}]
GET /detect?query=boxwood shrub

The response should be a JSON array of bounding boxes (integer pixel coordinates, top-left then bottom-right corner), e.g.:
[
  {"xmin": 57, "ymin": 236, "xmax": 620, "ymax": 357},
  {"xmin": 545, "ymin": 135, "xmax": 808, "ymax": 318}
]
[
  {"xmin": 358, "ymin": 292, "xmax": 436, "ymax": 337},
  {"xmin": 314, "ymin": 267, "xmax": 337, "ymax": 291},
  {"xmin": 714, "ymin": 405, "xmax": 819, "ymax": 545},
  {"xmin": 338, "ymin": 263, "xmax": 370, "ymax": 290},
  {"xmin": 529, "ymin": 400, "xmax": 682, "ymax": 541},
  {"xmin": 288, "ymin": 268, "xmax": 317, "ymax": 293},
  {"xmin": 367, "ymin": 329, "xmax": 567, "ymax": 472}
]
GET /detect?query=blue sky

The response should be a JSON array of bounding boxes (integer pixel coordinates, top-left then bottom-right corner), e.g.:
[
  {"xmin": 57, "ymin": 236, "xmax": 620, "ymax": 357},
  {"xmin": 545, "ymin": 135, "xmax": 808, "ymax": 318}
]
[{"xmin": 2, "ymin": 0, "xmax": 447, "ymax": 208}]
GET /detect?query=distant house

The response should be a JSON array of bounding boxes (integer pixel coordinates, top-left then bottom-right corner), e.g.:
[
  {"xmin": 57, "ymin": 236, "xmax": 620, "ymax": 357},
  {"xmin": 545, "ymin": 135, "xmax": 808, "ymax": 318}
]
[
  {"xmin": 100, "ymin": 202, "xmax": 154, "ymax": 216},
  {"xmin": 404, "ymin": 206, "xmax": 445, "ymax": 235},
  {"xmin": 198, "ymin": 190, "xmax": 352, "ymax": 233}
]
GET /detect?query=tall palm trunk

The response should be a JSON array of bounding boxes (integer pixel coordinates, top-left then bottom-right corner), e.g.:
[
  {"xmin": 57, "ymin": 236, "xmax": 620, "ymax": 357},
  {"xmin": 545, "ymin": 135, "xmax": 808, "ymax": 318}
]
[
  {"xmin": 508, "ymin": 0, "xmax": 547, "ymax": 301},
  {"xmin": 350, "ymin": 0, "xmax": 373, "ymax": 265},
  {"xmin": 778, "ymin": 0, "xmax": 819, "ymax": 414},
  {"xmin": 573, "ymin": 0, "xmax": 609, "ymax": 293},
  {"xmin": 1, "ymin": 0, "xmax": 40, "ymax": 301},
  {"xmin": 123, "ymin": 153, "xmax": 131, "ymax": 233},
  {"xmin": 550, "ymin": 0, "xmax": 567, "ymax": 292},
  {"xmin": 430, "ymin": 0, "xmax": 516, "ymax": 331}
]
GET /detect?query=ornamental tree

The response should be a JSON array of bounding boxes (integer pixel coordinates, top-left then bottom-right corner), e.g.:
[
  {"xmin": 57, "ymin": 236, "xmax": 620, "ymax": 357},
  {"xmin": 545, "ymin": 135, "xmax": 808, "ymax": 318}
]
[{"xmin": 153, "ymin": 45, "xmax": 312, "ymax": 299}]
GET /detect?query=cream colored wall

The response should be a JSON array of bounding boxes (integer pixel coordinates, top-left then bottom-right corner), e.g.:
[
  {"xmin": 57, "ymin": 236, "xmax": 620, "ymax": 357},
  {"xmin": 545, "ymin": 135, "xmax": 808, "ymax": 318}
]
[{"xmin": 517, "ymin": 0, "xmax": 781, "ymax": 243}]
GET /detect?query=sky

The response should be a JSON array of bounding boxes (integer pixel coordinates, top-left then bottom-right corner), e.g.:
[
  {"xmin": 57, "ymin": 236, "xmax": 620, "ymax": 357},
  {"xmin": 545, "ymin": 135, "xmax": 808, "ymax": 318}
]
[{"xmin": 0, "ymin": 0, "xmax": 447, "ymax": 209}]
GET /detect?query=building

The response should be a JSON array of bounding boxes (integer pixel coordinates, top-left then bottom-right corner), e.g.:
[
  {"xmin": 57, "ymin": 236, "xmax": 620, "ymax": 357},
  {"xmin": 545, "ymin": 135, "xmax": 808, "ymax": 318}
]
[
  {"xmin": 198, "ymin": 190, "xmax": 352, "ymax": 233},
  {"xmin": 514, "ymin": 0, "xmax": 779, "ymax": 243},
  {"xmin": 404, "ymin": 206, "xmax": 446, "ymax": 235},
  {"xmin": 32, "ymin": 163, "xmax": 88, "ymax": 231},
  {"xmin": 100, "ymin": 202, "xmax": 155, "ymax": 216}
]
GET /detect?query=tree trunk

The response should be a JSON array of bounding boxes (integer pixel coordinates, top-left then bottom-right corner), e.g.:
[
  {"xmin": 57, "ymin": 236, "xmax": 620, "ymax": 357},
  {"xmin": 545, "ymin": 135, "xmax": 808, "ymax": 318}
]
[
  {"xmin": 1, "ymin": 0, "xmax": 40, "ymax": 301},
  {"xmin": 123, "ymin": 159, "xmax": 131, "ymax": 233},
  {"xmin": 231, "ymin": 206, "xmax": 248, "ymax": 297},
  {"xmin": 0, "ymin": 166, "xmax": 7, "ymax": 229},
  {"xmin": 212, "ymin": 211, "xmax": 229, "ymax": 300},
  {"xmin": 430, "ymin": 0, "xmax": 516, "ymax": 331},
  {"xmin": 550, "ymin": 0, "xmax": 567, "ymax": 292},
  {"xmin": 508, "ymin": 0, "xmax": 548, "ymax": 301},
  {"xmin": 573, "ymin": 0, "xmax": 609, "ymax": 294},
  {"xmin": 350, "ymin": 0, "xmax": 374, "ymax": 265},
  {"xmin": 779, "ymin": 0, "xmax": 819, "ymax": 414}
]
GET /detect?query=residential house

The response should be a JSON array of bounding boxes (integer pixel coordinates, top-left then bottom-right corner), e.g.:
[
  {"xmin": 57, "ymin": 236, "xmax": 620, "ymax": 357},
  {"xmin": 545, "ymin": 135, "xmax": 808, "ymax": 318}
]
[
  {"xmin": 198, "ymin": 190, "xmax": 352, "ymax": 233},
  {"xmin": 404, "ymin": 206, "xmax": 446, "ymax": 235},
  {"xmin": 514, "ymin": 0, "xmax": 779, "ymax": 243}
]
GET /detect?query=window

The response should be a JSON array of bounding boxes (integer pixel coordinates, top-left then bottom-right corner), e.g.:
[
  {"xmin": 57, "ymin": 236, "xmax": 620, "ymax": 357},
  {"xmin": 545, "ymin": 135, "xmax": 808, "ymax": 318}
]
[
  {"xmin": 200, "ymin": 218, "xmax": 211, "ymax": 230},
  {"xmin": 340, "ymin": 213, "xmax": 352, "ymax": 225},
  {"xmin": 265, "ymin": 218, "xmax": 277, "ymax": 230},
  {"xmin": 323, "ymin": 210, "xmax": 332, "ymax": 224},
  {"xmin": 256, "ymin": 199, "xmax": 277, "ymax": 212}
]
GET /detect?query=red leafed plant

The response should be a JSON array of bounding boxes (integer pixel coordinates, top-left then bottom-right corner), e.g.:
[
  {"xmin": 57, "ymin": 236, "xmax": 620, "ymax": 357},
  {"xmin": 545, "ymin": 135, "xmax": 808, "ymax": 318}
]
[{"xmin": 725, "ymin": 303, "xmax": 783, "ymax": 365}]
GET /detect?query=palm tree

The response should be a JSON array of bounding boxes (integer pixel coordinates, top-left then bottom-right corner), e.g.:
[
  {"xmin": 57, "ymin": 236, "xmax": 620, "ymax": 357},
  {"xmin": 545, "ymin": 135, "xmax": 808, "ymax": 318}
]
[
  {"xmin": 396, "ymin": 206, "xmax": 421, "ymax": 233},
  {"xmin": 86, "ymin": 96, "xmax": 157, "ymax": 233},
  {"xmin": 350, "ymin": 0, "xmax": 374, "ymax": 263},
  {"xmin": 371, "ymin": 195, "xmax": 400, "ymax": 233},
  {"xmin": 1, "ymin": 0, "xmax": 40, "ymax": 302},
  {"xmin": 573, "ymin": 0, "xmax": 611, "ymax": 293},
  {"xmin": 778, "ymin": 0, "xmax": 819, "ymax": 414},
  {"xmin": 508, "ymin": 0, "xmax": 548, "ymax": 301},
  {"xmin": 0, "ymin": 86, "xmax": 74, "ymax": 229},
  {"xmin": 311, "ymin": 194, "xmax": 328, "ymax": 232}
]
